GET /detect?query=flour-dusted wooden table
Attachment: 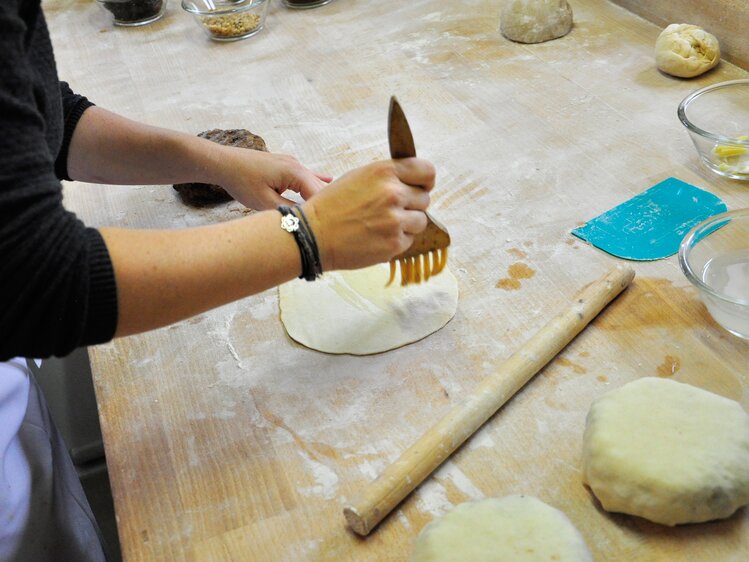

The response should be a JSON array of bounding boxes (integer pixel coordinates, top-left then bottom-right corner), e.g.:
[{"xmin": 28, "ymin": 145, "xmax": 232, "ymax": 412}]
[{"xmin": 45, "ymin": 0, "xmax": 749, "ymax": 560}]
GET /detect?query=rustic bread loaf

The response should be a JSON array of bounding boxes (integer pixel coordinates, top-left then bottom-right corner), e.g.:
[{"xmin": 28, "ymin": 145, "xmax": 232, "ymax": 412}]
[{"xmin": 173, "ymin": 128, "xmax": 268, "ymax": 206}]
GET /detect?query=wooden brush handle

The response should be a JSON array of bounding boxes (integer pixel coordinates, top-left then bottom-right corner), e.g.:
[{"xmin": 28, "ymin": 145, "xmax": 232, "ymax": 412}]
[{"xmin": 343, "ymin": 265, "xmax": 635, "ymax": 536}]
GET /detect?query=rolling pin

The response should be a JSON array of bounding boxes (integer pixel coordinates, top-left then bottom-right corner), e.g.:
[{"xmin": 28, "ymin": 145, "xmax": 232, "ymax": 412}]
[{"xmin": 343, "ymin": 265, "xmax": 635, "ymax": 536}]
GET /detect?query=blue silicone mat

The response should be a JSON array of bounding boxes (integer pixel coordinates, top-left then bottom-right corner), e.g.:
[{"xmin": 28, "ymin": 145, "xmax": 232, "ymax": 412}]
[{"xmin": 571, "ymin": 177, "xmax": 727, "ymax": 261}]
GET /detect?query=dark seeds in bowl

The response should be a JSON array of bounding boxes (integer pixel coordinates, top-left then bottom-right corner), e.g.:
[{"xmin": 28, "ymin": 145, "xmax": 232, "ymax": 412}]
[{"xmin": 101, "ymin": 0, "xmax": 163, "ymax": 22}]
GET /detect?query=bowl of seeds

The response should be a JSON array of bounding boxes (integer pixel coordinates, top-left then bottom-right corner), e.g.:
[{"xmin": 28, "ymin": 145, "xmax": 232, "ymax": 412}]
[
  {"xmin": 182, "ymin": 0, "xmax": 269, "ymax": 41},
  {"xmin": 98, "ymin": 0, "xmax": 167, "ymax": 26}
]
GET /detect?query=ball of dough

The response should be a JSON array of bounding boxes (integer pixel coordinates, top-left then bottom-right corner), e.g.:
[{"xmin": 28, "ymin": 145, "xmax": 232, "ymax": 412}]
[
  {"xmin": 582, "ymin": 377, "xmax": 749, "ymax": 526},
  {"xmin": 500, "ymin": 0, "xmax": 573, "ymax": 44},
  {"xmin": 655, "ymin": 23, "xmax": 720, "ymax": 78},
  {"xmin": 412, "ymin": 495, "xmax": 593, "ymax": 562}
]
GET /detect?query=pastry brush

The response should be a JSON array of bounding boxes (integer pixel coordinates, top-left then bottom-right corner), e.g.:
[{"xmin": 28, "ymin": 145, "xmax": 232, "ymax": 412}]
[{"xmin": 386, "ymin": 96, "xmax": 451, "ymax": 286}]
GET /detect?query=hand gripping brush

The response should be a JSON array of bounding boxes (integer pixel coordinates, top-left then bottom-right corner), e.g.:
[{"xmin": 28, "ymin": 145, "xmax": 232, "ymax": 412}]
[{"xmin": 386, "ymin": 96, "xmax": 451, "ymax": 287}]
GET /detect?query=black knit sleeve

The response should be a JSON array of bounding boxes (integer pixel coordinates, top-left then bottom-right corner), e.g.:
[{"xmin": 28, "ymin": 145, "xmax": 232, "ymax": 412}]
[
  {"xmin": 0, "ymin": 4, "xmax": 118, "ymax": 360},
  {"xmin": 55, "ymin": 81, "xmax": 94, "ymax": 181}
]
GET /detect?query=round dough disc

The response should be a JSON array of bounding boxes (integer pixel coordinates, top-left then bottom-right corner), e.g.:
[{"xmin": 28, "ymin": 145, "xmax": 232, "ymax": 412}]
[
  {"xmin": 278, "ymin": 263, "xmax": 458, "ymax": 355},
  {"xmin": 655, "ymin": 24, "xmax": 720, "ymax": 78},
  {"xmin": 412, "ymin": 495, "xmax": 593, "ymax": 562},
  {"xmin": 500, "ymin": 0, "xmax": 573, "ymax": 44},
  {"xmin": 582, "ymin": 377, "xmax": 749, "ymax": 526}
]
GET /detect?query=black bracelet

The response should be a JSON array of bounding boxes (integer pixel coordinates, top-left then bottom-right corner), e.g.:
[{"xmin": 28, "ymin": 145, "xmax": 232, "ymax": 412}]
[
  {"xmin": 278, "ymin": 205, "xmax": 322, "ymax": 282},
  {"xmin": 293, "ymin": 206, "xmax": 323, "ymax": 278}
]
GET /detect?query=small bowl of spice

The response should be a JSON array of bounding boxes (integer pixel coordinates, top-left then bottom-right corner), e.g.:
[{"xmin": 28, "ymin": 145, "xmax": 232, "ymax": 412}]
[
  {"xmin": 182, "ymin": 0, "xmax": 269, "ymax": 41},
  {"xmin": 282, "ymin": 0, "xmax": 334, "ymax": 8},
  {"xmin": 97, "ymin": 0, "xmax": 167, "ymax": 26}
]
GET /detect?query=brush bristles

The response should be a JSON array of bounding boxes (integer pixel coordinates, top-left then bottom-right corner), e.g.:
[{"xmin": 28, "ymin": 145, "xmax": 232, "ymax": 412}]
[
  {"xmin": 387, "ymin": 260, "xmax": 397, "ymax": 286},
  {"xmin": 385, "ymin": 247, "xmax": 448, "ymax": 287},
  {"xmin": 422, "ymin": 253, "xmax": 431, "ymax": 282}
]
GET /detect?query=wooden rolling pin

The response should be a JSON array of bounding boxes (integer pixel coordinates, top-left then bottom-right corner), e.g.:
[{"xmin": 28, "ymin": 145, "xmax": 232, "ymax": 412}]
[{"xmin": 343, "ymin": 265, "xmax": 635, "ymax": 536}]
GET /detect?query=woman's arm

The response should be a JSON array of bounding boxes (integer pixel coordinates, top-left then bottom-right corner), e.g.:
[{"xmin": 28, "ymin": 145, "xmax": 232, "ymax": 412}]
[
  {"xmin": 101, "ymin": 158, "xmax": 434, "ymax": 337},
  {"xmin": 0, "ymin": 5, "xmax": 434, "ymax": 360},
  {"xmin": 101, "ymin": 211, "xmax": 300, "ymax": 337},
  {"xmin": 66, "ymin": 106, "xmax": 332, "ymax": 209},
  {"xmin": 66, "ymin": 104, "xmax": 435, "ymax": 338}
]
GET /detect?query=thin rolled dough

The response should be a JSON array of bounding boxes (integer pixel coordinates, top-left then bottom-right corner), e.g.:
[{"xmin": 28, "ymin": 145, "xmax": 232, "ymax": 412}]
[
  {"xmin": 278, "ymin": 263, "xmax": 458, "ymax": 355},
  {"xmin": 412, "ymin": 495, "xmax": 593, "ymax": 562},
  {"xmin": 582, "ymin": 377, "xmax": 749, "ymax": 526}
]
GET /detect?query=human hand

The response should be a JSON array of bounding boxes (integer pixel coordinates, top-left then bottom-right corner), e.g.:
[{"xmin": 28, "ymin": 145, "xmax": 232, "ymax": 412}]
[
  {"xmin": 302, "ymin": 158, "xmax": 435, "ymax": 271},
  {"xmin": 216, "ymin": 147, "xmax": 332, "ymax": 210}
]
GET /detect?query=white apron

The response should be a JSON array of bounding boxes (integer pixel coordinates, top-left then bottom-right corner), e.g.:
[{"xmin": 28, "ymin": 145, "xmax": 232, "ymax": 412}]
[{"xmin": 0, "ymin": 358, "xmax": 108, "ymax": 561}]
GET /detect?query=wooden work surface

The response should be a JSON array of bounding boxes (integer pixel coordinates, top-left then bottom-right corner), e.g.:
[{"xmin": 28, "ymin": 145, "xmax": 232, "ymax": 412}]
[{"xmin": 45, "ymin": 0, "xmax": 749, "ymax": 560}]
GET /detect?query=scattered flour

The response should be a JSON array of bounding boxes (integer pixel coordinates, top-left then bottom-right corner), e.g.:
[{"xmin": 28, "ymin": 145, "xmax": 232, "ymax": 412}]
[
  {"xmin": 468, "ymin": 430, "xmax": 495, "ymax": 450},
  {"xmin": 298, "ymin": 452, "xmax": 339, "ymax": 500},
  {"xmin": 397, "ymin": 510, "xmax": 413, "ymax": 530},
  {"xmin": 437, "ymin": 461, "xmax": 485, "ymax": 501},
  {"xmin": 415, "ymin": 480, "xmax": 453, "ymax": 518},
  {"xmin": 185, "ymin": 435, "xmax": 200, "ymax": 467},
  {"xmin": 357, "ymin": 458, "xmax": 386, "ymax": 480},
  {"xmin": 440, "ymin": 377, "xmax": 463, "ymax": 398},
  {"xmin": 213, "ymin": 408, "xmax": 236, "ymax": 420}
]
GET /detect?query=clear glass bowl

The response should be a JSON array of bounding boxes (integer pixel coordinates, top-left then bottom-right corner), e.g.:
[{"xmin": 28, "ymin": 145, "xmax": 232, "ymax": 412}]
[
  {"xmin": 97, "ymin": 0, "xmax": 167, "ymax": 26},
  {"xmin": 282, "ymin": 0, "xmax": 334, "ymax": 9},
  {"xmin": 678, "ymin": 79, "xmax": 749, "ymax": 181},
  {"xmin": 679, "ymin": 209, "xmax": 749, "ymax": 339},
  {"xmin": 182, "ymin": 0, "xmax": 269, "ymax": 41}
]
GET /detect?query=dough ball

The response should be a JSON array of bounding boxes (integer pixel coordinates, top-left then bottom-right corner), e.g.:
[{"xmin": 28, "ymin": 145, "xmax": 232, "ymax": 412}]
[
  {"xmin": 500, "ymin": 0, "xmax": 573, "ymax": 44},
  {"xmin": 655, "ymin": 24, "xmax": 720, "ymax": 78},
  {"xmin": 279, "ymin": 262, "xmax": 458, "ymax": 355},
  {"xmin": 173, "ymin": 128, "xmax": 267, "ymax": 206},
  {"xmin": 582, "ymin": 377, "xmax": 749, "ymax": 526},
  {"xmin": 412, "ymin": 495, "xmax": 593, "ymax": 562}
]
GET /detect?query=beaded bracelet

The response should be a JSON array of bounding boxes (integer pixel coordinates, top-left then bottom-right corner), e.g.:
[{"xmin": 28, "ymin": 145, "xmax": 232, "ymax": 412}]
[{"xmin": 278, "ymin": 205, "xmax": 322, "ymax": 282}]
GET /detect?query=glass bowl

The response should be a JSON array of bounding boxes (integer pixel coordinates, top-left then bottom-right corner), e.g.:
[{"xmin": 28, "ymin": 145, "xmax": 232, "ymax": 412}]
[
  {"xmin": 97, "ymin": 0, "xmax": 167, "ymax": 26},
  {"xmin": 182, "ymin": 0, "xmax": 269, "ymax": 41},
  {"xmin": 282, "ymin": 0, "xmax": 334, "ymax": 8},
  {"xmin": 678, "ymin": 79, "xmax": 749, "ymax": 181},
  {"xmin": 679, "ymin": 209, "xmax": 749, "ymax": 339}
]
